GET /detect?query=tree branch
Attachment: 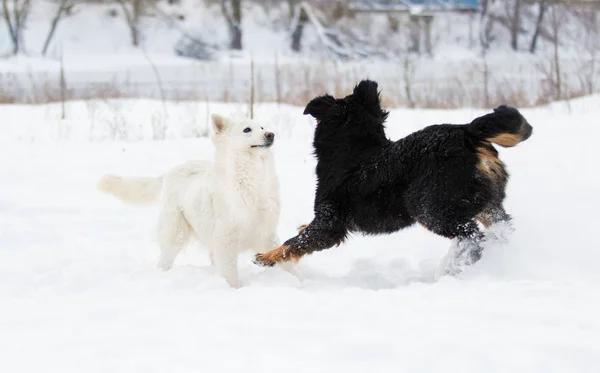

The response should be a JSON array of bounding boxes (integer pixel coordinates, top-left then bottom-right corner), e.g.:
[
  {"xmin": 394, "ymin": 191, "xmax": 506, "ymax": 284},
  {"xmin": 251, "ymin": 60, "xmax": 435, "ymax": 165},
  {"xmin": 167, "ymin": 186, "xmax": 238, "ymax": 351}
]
[
  {"xmin": 220, "ymin": 0, "xmax": 240, "ymax": 28},
  {"xmin": 116, "ymin": 0, "xmax": 134, "ymax": 28},
  {"xmin": 42, "ymin": 0, "xmax": 71, "ymax": 55},
  {"xmin": 529, "ymin": 0, "xmax": 547, "ymax": 53},
  {"xmin": 3, "ymin": 0, "xmax": 31, "ymax": 54},
  {"xmin": 2, "ymin": 0, "xmax": 17, "ymax": 44},
  {"xmin": 17, "ymin": 0, "xmax": 30, "ymax": 27},
  {"xmin": 116, "ymin": 0, "xmax": 141, "ymax": 46}
]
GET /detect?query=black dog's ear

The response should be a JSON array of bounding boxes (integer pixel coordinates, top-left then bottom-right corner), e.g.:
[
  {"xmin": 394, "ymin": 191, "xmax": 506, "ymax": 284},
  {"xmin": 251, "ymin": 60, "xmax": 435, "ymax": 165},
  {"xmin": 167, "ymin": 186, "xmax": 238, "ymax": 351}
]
[
  {"xmin": 351, "ymin": 79, "xmax": 388, "ymax": 121},
  {"xmin": 352, "ymin": 80, "xmax": 380, "ymax": 108},
  {"xmin": 491, "ymin": 104, "xmax": 525, "ymax": 125},
  {"xmin": 303, "ymin": 95, "xmax": 336, "ymax": 118},
  {"xmin": 493, "ymin": 104, "xmax": 510, "ymax": 113},
  {"xmin": 493, "ymin": 104, "xmax": 520, "ymax": 116}
]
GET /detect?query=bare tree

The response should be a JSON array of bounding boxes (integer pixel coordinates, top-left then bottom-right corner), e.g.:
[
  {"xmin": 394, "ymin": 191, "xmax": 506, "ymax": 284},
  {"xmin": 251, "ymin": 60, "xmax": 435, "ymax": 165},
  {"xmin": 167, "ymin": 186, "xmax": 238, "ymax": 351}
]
[
  {"xmin": 117, "ymin": 0, "xmax": 144, "ymax": 47},
  {"xmin": 59, "ymin": 45, "xmax": 66, "ymax": 119},
  {"xmin": 408, "ymin": 15, "xmax": 420, "ymax": 53},
  {"xmin": 530, "ymin": 0, "xmax": 548, "ymax": 54},
  {"xmin": 42, "ymin": 0, "xmax": 78, "ymax": 55},
  {"xmin": 478, "ymin": 0, "xmax": 496, "ymax": 51},
  {"xmin": 288, "ymin": 0, "xmax": 308, "ymax": 52},
  {"xmin": 403, "ymin": 56, "xmax": 416, "ymax": 108},
  {"xmin": 551, "ymin": 4, "xmax": 560, "ymax": 100},
  {"xmin": 505, "ymin": 0, "xmax": 522, "ymax": 50},
  {"xmin": 249, "ymin": 53, "xmax": 254, "ymax": 118},
  {"xmin": 572, "ymin": 4, "xmax": 600, "ymax": 94},
  {"xmin": 479, "ymin": 46, "xmax": 491, "ymax": 108},
  {"xmin": 548, "ymin": 2, "xmax": 567, "ymax": 100},
  {"xmin": 221, "ymin": 0, "xmax": 242, "ymax": 50},
  {"xmin": 480, "ymin": 0, "xmax": 490, "ymax": 16},
  {"xmin": 2, "ymin": 0, "xmax": 32, "ymax": 55}
]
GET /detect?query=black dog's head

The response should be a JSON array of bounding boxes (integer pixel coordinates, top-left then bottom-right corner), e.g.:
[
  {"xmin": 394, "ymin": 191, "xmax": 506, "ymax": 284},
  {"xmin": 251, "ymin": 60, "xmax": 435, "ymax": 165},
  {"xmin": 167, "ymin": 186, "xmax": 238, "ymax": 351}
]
[
  {"xmin": 303, "ymin": 79, "xmax": 388, "ymax": 126},
  {"xmin": 491, "ymin": 104, "xmax": 533, "ymax": 142},
  {"xmin": 468, "ymin": 104, "xmax": 533, "ymax": 146},
  {"xmin": 303, "ymin": 80, "xmax": 390, "ymax": 159}
]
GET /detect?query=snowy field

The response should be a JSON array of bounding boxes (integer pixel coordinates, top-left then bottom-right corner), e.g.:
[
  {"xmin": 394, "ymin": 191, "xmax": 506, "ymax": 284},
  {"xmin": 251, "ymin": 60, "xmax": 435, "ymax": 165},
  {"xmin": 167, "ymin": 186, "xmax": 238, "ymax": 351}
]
[{"xmin": 1, "ymin": 97, "xmax": 600, "ymax": 372}]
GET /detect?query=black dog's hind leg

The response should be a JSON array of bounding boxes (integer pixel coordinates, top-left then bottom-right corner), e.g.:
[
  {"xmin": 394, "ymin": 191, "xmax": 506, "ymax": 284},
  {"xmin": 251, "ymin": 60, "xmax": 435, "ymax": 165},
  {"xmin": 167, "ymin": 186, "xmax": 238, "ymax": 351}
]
[
  {"xmin": 477, "ymin": 203, "xmax": 514, "ymax": 244},
  {"xmin": 254, "ymin": 204, "xmax": 347, "ymax": 266},
  {"xmin": 477, "ymin": 203, "xmax": 511, "ymax": 228},
  {"xmin": 454, "ymin": 223, "xmax": 486, "ymax": 267},
  {"xmin": 420, "ymin": 219, "xmax": 486, "ymax": 275}
]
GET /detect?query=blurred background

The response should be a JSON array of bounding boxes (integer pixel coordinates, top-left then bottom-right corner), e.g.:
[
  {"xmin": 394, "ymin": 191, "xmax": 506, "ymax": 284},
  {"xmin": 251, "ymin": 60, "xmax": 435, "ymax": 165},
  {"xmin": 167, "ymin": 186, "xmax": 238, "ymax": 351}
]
[{"xmin": 1, "ymin": 0, "xmax": 599, "ymax": 111}]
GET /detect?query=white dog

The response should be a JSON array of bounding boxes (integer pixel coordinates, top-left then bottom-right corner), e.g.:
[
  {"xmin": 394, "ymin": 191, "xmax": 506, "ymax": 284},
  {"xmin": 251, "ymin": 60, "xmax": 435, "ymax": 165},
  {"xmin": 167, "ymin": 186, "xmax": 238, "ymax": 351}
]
[{"xmin": 97, "ymin": 113, "xmax": 285, "ymax": 288}]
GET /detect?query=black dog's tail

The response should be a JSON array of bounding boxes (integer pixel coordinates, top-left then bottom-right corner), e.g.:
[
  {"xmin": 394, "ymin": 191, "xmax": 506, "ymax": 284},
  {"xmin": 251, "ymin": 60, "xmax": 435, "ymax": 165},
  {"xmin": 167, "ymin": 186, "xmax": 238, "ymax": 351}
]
[{"xmin": 466, "ymin": 105, "xmax": 533, "ymax": 148}]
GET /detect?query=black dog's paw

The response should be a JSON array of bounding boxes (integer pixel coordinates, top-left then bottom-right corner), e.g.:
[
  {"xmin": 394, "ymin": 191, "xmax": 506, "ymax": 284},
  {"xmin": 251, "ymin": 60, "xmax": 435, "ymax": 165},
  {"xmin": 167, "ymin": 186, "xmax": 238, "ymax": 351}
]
[{"xmin": 253, "ymin": 253, "xmax": 276, "ymax": 267}]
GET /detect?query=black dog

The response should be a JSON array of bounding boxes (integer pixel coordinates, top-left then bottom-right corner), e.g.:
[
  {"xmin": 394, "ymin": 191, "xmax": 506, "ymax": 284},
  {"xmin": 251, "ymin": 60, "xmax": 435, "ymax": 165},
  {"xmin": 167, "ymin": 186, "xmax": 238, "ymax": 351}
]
[{"xmin": 254, "ymin": 80, "xmax": 532, "ymax": 274}]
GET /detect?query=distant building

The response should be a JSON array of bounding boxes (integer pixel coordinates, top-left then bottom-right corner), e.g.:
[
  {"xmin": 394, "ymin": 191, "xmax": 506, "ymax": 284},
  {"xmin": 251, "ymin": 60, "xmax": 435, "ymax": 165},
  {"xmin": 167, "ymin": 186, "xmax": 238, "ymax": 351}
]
[
  {"xmin": 347, "ymin": 0, "xmax": 480, "ymax": 55},
  {"xmin": 348, "ymin": 0, "xmax": 479, "ymax": 14}
]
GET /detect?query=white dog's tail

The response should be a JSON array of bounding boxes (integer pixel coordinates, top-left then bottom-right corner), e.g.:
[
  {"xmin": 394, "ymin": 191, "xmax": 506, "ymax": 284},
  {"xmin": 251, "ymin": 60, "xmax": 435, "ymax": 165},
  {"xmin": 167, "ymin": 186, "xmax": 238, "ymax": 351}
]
[{"xmin": 97, "ymin": 174, "xmax": 163, "ymax": 205}]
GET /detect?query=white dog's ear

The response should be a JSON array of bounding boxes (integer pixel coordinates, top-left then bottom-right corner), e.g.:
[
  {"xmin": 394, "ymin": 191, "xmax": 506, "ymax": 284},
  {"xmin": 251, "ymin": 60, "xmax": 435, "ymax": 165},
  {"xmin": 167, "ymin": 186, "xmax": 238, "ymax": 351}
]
[{"xmin": 211, "ymin": 113, "xmax": 230, "ymax": 134}]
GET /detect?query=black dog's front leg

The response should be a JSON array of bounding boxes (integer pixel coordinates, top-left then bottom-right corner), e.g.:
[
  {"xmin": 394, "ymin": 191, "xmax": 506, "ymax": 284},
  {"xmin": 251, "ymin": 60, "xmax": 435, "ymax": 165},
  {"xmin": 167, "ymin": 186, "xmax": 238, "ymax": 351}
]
[{"xmin": 253, "ymin": 204, "xmax": 347, "ymax": 266}]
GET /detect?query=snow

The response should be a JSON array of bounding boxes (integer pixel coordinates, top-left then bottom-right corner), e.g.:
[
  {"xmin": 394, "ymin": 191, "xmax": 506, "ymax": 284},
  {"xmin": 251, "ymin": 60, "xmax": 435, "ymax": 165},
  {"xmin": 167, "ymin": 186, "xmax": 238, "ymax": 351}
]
[
  {"xmin": 1, "ymin": 96, "xmax": 600, "ymax": 372},
  {"xmin": 2, "ymin": 0, "xmax": 597, "ymax": 107}
]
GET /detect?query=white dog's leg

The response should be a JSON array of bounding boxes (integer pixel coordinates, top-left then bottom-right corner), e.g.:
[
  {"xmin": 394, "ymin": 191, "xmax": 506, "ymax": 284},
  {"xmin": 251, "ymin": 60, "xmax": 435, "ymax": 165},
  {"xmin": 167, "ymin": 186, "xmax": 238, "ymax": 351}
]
[
  {"xmin": 156, "ymin": 208, "xmax": 191, "ymax": 271},
  {"xmin": 212, "ymin": 247, "xmax": 240, "ymax": 288},
  {"xmin": 212, "ymin": 232, "xmax": 241, "ymax": 288}
]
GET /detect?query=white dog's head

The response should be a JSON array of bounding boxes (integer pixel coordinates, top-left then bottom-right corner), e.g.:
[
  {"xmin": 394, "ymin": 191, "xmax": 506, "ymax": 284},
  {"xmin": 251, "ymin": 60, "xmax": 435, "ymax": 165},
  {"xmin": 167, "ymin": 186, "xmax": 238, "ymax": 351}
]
[{"xmin": 210, "ymin": 113, "xmax": 275, "ymax": 153}]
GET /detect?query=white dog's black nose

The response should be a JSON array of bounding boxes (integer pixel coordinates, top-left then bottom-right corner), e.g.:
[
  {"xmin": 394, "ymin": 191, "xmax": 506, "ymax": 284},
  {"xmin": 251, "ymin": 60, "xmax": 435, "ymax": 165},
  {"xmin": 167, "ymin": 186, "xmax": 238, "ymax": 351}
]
[{"xmin": 265, "ymin": 132, "xmax": 274, "ymax": 141}]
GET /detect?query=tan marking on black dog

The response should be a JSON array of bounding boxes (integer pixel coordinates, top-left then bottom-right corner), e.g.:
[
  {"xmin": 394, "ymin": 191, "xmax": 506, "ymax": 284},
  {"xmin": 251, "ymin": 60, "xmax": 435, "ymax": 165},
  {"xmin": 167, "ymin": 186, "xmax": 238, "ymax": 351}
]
[
  {"xmin": 487, "ymin": 120, "xmax": 531, "ymax": 148},
  {"xmin": 475, "ymin": 143, "xmax": 505, "ymax": 181},
  {"xmin": 296, "ymin": 224, "xmax": 309, "ymax": 233},
  {"xmin": 255, "ymin": 245, "xmax": 301, "ymax": 266},
  {"xmin": 487, "ymin": 133, "xmax": 523, "ymax": 147},
  {"xmin": 476, "ymin": 215, "xmax": 492, "ymax": 228}
]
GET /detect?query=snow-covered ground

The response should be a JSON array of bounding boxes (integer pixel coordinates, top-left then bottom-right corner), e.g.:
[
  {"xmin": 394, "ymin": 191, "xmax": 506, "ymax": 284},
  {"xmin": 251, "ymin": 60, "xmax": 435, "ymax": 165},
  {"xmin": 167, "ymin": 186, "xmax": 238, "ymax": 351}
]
[{"xmin": 1, "ymin": 97, "xmax": 600, "ymax": 372}]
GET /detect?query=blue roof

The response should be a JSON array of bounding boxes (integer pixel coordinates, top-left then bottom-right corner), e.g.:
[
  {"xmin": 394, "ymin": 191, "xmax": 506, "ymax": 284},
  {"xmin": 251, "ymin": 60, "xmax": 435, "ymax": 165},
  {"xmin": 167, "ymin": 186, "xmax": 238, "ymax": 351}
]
[{"xmin": 348, "ymin": 0, "xmax": 479, "ymax": 12}]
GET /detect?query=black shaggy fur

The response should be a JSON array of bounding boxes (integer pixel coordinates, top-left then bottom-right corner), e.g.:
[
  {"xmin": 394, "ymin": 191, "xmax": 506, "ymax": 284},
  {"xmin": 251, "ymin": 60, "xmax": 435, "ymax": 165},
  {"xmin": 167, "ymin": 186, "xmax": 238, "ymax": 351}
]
[{"xmin": 255, "ymin": 80, "xmax": 533, "ymax": 273}]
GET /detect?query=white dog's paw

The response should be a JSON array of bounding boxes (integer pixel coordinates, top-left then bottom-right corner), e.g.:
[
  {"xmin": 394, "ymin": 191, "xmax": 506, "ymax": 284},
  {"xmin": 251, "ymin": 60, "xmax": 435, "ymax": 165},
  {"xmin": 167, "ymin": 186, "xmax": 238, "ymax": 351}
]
[
  {"xmin": 157, "ymin": 259, "xmax": 174, "ymax": 271},
  {"xmin": 224, "ymin": 276, "xmax": 241, "ymax": 289}
]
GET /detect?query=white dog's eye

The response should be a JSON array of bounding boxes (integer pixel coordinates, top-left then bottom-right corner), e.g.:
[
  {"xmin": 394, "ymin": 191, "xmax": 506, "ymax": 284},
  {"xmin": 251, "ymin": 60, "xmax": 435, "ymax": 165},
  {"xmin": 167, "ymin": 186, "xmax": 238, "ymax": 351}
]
[
  {"xmin": 243, "ymin": 127, "xmax": 252, "ymax": 133},
  {"xmin": 261, "ymin": 127, "xmax": 264, "ymax": 130}
]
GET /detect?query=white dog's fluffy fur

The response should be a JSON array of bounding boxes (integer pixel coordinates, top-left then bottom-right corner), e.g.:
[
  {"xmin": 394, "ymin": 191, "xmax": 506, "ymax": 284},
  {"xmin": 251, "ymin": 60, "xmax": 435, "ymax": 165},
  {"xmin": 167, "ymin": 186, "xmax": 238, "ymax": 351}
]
[{"xmin": 97, "ymin": 113, "xmax": 285, "ymax": 288}]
